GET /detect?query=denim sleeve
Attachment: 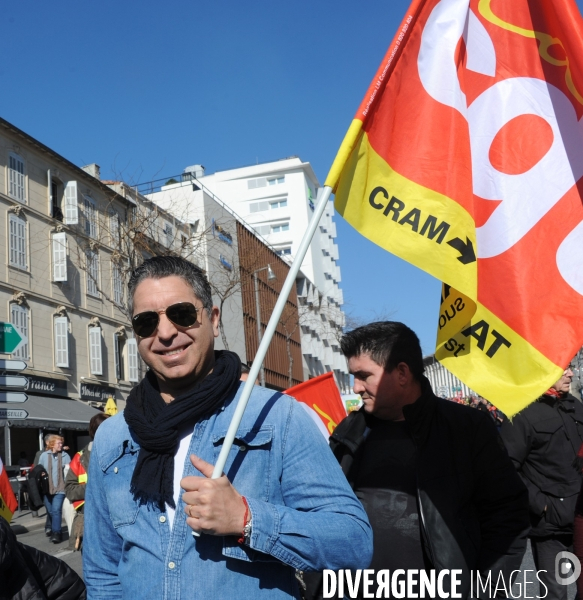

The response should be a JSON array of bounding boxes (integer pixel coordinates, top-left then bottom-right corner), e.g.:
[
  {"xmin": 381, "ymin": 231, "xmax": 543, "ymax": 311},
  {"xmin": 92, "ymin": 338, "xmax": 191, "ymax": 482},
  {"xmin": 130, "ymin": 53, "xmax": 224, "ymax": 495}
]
[
  {"xmin": 84, "ymin": 435, "xmax": 123, "ymax": 599},
  {"xmin": 245, "ymin": 399, "xmax": 373, "ymax": 572}
]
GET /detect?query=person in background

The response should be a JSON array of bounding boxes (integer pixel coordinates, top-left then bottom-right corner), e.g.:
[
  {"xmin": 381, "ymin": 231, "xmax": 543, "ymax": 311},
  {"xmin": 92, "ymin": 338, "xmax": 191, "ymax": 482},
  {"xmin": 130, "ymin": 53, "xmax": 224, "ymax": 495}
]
[
  {"xmin": 32, "ymin": 435, "xmax": 50, "ymax": 520},
  {"xmin": 324, "ymin": 321, "xmax": 529, "ymax": 599},
  {"xmin": 39, "ymin": 435, "xmax": 71, "ymax": 544},
  {"xmin": 33, "ymin": 435, "xmax": 50, "ymax": 466},
  {"xmin": 17, "ymin": 452, "xmax": 29, "ymax": 468},
  {"xmin": 500, "ymin": 366, "xmax": 583, "ymax": 600},
  {"xmin": 65, "ymin": 413, "xmax": 110, "ymax": 551}
]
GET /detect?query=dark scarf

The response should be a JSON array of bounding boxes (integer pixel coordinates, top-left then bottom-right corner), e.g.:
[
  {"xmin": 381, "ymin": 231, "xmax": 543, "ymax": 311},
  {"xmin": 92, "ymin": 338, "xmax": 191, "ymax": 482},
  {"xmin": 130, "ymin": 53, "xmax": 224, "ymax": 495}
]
[{"xmin": 124, "ymin": 350, "xmax": 241, "ymax": 511}]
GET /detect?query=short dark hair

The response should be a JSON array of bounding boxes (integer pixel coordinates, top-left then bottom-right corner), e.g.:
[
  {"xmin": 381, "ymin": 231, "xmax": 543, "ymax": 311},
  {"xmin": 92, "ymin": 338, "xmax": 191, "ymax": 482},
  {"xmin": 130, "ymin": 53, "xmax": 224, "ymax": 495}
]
[
  {"xmin": 89, "ymin": 413, "xmax": 110, "ymax": 440},
  {"xmin": 128, "ymin": 256, "xmax": 213, "ymax": 317},
  {"xmin": 240, "ymin": 363, "xmax": 251, "ymax": 375},
  {"xmin": 341, "ymin": 321, "xmax": 424, "ymax": 380}
]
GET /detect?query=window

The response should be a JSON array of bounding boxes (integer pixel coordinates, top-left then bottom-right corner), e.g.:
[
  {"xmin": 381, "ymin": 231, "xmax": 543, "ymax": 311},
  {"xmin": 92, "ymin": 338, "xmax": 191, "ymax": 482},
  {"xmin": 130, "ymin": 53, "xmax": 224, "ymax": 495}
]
[
  {"xmin": 89, "ymin": 326, "xmax": 103, "ymax": 375},
  {"xmin": 268, "ymin": 176, "xmax": 285, "ymax": 186},
  {"xmin": 163, "ymin": 221, "xmax": 173, "ymax": 248},
  {"xmin": 276, "ymin": 247, "xmax": 291, "ymax": 256},
  {"xmin": 9, "ymin": 214, "xmax": 27, "ymax": 270},
  {"xmin": 248, "ymin": 177, "xmax": 267, "ymax": 189},
  {"xmin": 109, "ymin": 210, "xmax": 120, "ymax": 248},
  {"xmin": 271, "ymin": 222, "xmax": 289, "ymax": 233},
  {"xmin": 54, "ymin": 317, "xmax": 69, "ymax": 368},
  {"xmin": 86, "ymin": 249, "xmax": 100, "ymax": 297},
  {"xmin": 114, "ymin": 333, "xmax": 125, "ymax": 380},
  {"xmin": 64, "ymin": 181, "xmax": 79, "ymax": 225},
  {"xmin": 127, "ymin": 338, "xmax": 139, "ymax": 382},
  {"xmin": 10, "ymin": 304, "xmax": 29, "ymax": 360},
  {"xmin": 219, "ymin": 254, "xmax": 233, "ymax": 271},
  {"xmin": 249, "ymin": 201, "xmax": 269, "ymax": 213},
  {"xmin": 50, "ymin": 177, "xmax": 63, "ymax": 221},
  {"xmin": 254, "ymin": 225, "xmax": 271, "ymax": 236},
  {"xmin": 8, "ymin": 153, "xmax": 25, "ymax": 202},
  {"xmin": 249, "ymin": 199, "xmax": 287, "ymax": 212},
  {"xmin": 52, "ymin": 233, "xmax": 67, "ymax": 282},
  {"xmin": 270, "ymin": 199, "xmax": 287, "ymax": 209},
  {"xmin": 83, "ymin": 195, "xmax": 97, "ymax": 238},
  {"xmin": 112, "ymin": 262, "xmax": 123, "ymax": 305}
]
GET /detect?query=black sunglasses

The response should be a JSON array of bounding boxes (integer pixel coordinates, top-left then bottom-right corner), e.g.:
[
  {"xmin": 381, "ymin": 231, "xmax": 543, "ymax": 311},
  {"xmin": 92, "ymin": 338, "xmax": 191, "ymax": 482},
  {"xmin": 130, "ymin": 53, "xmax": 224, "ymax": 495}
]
[{"xmin": 131, "ymin": 302, "xmax": 203, "ymax": 338}]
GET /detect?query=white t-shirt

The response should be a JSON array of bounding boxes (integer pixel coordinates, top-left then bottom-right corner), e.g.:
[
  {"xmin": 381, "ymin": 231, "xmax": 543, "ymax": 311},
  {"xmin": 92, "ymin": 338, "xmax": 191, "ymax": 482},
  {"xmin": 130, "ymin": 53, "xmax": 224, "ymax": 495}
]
[{"xmin": 166, "ymin": 430, "xmax": 194, "ymax": 529}]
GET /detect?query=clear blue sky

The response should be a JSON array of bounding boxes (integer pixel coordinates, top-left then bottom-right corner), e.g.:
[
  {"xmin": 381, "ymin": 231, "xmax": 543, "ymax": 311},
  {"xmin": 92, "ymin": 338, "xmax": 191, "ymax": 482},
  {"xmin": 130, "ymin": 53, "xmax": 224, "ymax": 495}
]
[{"xmin": 3, "ymin": 0, "xmax": 582, "ymax": 354}]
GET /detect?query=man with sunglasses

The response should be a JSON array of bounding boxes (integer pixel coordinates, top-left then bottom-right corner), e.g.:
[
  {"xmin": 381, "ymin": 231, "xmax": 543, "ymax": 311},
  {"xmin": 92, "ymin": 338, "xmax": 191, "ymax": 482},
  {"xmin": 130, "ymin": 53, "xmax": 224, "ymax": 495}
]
[{"xmin": 84, "ymin": 256, "xmax": 372, "ymax": 600}]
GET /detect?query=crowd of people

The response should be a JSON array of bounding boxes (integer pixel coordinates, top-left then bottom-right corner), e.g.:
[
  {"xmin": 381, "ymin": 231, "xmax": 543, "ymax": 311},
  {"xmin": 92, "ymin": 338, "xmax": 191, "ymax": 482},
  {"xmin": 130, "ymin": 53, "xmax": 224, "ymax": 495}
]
[{"xmin": 2, "ymin": 255, "xmax": 583, "ymax": 600}]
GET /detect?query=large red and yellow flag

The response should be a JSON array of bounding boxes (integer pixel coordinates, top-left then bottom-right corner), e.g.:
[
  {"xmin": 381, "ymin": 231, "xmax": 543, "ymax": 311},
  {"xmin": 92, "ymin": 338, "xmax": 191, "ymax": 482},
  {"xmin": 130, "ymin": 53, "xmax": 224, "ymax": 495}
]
[
  {"xmin": 327, "ymin": 0, "xmax": 583, "ymax": 416},
  {"xmin": 0, "ymin": 457, "xmax": 18, "ymax": 523}
]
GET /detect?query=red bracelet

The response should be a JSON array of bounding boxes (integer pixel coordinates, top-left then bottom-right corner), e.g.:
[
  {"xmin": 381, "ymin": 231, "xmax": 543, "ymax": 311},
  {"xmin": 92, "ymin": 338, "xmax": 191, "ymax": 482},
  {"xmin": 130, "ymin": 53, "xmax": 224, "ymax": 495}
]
[{"xmin": 237, "ymin": 496, "xmax": 250, "ymax": 544}]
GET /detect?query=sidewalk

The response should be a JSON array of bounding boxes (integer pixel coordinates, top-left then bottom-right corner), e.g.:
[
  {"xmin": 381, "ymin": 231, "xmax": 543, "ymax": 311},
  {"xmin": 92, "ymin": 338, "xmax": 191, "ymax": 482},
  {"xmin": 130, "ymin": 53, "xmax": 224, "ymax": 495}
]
[{"xmin": 10, "ymin": 506, "xmax": 54, "ymax": 535}]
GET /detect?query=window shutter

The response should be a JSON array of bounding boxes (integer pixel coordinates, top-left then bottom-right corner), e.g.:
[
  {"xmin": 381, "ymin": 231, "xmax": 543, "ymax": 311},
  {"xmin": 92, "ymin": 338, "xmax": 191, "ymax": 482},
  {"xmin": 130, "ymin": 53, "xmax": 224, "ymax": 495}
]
[
  {"xmin": 54, "ymin": 317, "xmax": 69, "ymax": 367},
  {"xmin": 47, "ymin": 169, "xmax": 52, "ymax": 214},
  {"xmin": 64, "ymin": 181, "xmax": 79, "ymax": 225},
  {"xmin": 89, "ymin": 327, "xmax": 103, "ymax": 375},
  {"xmin": 9, "ymin": 215, "xmax": 27, "ymax": 269},
  {"xmin": 52, "ymin": 233, "xmax": 67, "ymax": 282},
  {"xmin": 127, "ymin": 338, "xmax": 139, "ymax": 382}
]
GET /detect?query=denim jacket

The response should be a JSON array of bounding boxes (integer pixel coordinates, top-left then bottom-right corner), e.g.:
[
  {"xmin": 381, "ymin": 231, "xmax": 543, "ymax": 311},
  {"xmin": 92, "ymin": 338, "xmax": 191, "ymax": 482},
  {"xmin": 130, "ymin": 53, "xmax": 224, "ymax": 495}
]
[{"xmin": 84, "ymin": 383, "xmax": 372, "ymax": 599}]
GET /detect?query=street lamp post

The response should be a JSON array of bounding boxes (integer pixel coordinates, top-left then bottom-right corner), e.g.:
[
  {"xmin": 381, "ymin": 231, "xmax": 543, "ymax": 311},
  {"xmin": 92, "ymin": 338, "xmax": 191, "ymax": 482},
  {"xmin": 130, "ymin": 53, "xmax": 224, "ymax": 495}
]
[{"xmin": 252, "ymin": 264, "xmax": 276, "ymax": 387}]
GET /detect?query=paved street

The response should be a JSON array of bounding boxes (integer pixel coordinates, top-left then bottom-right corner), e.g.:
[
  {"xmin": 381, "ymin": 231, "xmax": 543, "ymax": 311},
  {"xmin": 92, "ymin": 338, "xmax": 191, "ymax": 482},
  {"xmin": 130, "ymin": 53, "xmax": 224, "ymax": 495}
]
[{"xmin": 10, "ymin": 507, "xmax": 83, "ymax": 579}]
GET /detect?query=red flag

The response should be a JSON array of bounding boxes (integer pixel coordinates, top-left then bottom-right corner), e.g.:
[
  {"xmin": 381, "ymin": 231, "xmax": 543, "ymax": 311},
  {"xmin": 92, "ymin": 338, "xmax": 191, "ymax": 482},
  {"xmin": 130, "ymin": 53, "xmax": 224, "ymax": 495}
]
[
  {"xmin": 327, "ymin": 0, "xmax": 583, "ymax": 415},
  {"xmin": 0, "ymin": 457, "xmax": 17, "ymax": 523},
  {"xmin": 286, "ymin": 372, "xmax": 347, "ymax": 434}
]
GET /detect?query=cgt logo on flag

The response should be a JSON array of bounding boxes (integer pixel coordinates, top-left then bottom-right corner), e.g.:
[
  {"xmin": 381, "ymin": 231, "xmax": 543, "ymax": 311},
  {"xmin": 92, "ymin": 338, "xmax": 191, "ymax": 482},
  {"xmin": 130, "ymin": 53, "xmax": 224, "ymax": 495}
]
[{"xmin": 327, "ymin": 0, "xmax": 583, "ymax": 415}]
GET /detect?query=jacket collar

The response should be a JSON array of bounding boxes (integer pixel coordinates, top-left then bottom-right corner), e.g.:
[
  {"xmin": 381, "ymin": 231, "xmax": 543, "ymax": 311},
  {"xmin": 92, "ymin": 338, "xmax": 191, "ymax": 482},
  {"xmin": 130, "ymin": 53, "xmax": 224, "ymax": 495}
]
[
  {"xmin": 331, "ymin": 376, "xmax": 438, "ymax": 451},
  {"xmin": 402, "ymin": 376, "xmax": 438, "ymax": 445}
]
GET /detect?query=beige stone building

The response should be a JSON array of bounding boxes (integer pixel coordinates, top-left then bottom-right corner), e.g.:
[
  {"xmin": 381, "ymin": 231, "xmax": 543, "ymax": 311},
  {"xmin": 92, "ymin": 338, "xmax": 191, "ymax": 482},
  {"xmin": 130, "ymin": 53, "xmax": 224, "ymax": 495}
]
[{"xmin": 0, "ymin": 118, "xmax": 192, "ymax": 466}]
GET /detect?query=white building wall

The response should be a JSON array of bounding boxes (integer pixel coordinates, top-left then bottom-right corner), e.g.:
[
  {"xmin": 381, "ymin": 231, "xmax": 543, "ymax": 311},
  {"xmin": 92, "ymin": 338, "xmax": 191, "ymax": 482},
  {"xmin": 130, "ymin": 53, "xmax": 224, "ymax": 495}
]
[
  {"xmin": 424, "ymin": 356, "xmax": 478, "ymax": 399},
  {"xmin": 150, "ymin": 161, "xmax": 350, "ymax": 392},
  {"xmin": 145, "ymin": 181, "xmax": 247, "ymax": 362}
]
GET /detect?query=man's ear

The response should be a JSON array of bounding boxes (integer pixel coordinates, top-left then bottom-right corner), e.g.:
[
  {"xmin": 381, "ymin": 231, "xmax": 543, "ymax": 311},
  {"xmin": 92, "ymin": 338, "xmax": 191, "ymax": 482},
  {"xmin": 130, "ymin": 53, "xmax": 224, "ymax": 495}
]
[
  {"xmin": 210, "ymin": 306, "xmax": 220, "ymax": 338},
  {"xmin": 396, "ymin": 362, "xmax": 412, "ymax": 385}
]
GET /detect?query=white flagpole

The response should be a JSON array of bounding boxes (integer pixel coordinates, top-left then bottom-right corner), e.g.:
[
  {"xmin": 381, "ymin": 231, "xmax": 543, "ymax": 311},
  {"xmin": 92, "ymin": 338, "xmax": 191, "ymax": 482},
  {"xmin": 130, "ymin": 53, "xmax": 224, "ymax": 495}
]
[{"xmin": 211, "ymin": 185, "xmax": 333, "ymax": 478}]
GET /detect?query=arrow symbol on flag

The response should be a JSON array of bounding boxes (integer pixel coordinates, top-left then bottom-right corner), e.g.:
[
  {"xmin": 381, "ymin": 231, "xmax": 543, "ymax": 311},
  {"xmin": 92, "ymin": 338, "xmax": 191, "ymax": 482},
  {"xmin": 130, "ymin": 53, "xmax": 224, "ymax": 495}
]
[{"xmin": 447, "ymin": 237, "xmax": 476, "ymax": 264}]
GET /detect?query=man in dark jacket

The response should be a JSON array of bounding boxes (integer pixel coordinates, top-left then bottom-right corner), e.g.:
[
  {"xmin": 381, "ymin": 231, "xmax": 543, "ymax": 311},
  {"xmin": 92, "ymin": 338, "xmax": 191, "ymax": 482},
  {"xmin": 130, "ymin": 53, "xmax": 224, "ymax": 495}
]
[
  {"xmin": 500, "ymin": 367, "xmax": 583, "ymax": 600},
  {"xmin": 330, "ymin": 321, "xmax": 529, "ymax": 599}
]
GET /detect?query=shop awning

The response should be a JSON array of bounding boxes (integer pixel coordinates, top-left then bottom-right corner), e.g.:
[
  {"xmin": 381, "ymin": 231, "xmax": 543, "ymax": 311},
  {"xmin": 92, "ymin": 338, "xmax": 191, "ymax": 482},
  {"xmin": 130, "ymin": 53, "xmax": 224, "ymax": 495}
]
[{"xmin": 7, "ymin": 395, "xmax": 102, "ymax": 431}]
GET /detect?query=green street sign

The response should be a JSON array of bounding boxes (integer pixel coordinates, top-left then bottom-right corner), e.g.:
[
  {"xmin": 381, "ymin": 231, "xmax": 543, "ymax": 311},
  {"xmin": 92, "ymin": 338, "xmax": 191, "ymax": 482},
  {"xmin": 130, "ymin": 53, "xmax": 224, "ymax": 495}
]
[{"xmin": 0, "ymin": 322, "xmax": 26, "ymax": 354}]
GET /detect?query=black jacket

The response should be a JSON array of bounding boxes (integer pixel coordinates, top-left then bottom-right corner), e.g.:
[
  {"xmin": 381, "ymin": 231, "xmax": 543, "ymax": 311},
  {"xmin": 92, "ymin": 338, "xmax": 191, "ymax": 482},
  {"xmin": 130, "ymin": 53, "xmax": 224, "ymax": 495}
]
[
  {"xmin": 329, "ymin": 379, "xmax": 529, "ymax": 599},
  {"xmin": 0, "ymin": 517, "xmax": 86, "ymax": 600},
  {"xmin": 500, "ymin": 392, "xmax": 583, "ymax": 537}
]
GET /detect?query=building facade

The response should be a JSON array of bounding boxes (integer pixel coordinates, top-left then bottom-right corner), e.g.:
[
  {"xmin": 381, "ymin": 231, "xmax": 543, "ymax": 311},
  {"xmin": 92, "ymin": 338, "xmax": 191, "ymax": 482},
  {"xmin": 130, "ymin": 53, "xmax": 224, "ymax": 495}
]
[
  {"xmin": 423, "ymin": 355, "xmax": 478, "ymax": 400},
  {"xmin": 0, "ymin": 119, "xmax": 201, "ymax": 465},
  {"xmin": 147, "ymin": 158, "xmax": 349, "ymax": 392},
  {"xmin": 145, "ymin": 176, "xmax": 303, "ymax": 390}
]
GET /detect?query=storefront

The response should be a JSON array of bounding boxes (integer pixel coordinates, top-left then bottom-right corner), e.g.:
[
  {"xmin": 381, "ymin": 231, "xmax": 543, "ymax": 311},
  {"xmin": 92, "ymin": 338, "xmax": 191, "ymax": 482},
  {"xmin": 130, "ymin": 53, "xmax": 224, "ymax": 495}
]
[{"xmin": 0, "ymin": 374, "xmax": 102, "ymax": 468}]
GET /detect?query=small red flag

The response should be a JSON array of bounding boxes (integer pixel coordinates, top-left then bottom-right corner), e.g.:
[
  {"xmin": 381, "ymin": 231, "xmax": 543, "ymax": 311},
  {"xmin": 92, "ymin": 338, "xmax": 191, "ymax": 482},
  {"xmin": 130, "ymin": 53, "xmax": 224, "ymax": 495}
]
[
  {"xmin": 0, "ymin": 457, "xmax": 17, "ymax": 523},
  {"xmin": 286, "ymin": 372, "xmax": 347, "ymax": 435}
]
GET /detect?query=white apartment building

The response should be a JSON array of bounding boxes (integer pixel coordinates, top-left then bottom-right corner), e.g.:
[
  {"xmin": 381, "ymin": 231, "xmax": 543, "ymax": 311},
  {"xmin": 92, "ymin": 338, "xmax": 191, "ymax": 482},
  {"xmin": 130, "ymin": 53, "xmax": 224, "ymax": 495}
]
[{"xmin": 147, "ymin": 158, "xmax": 349, "ymax": 391}]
